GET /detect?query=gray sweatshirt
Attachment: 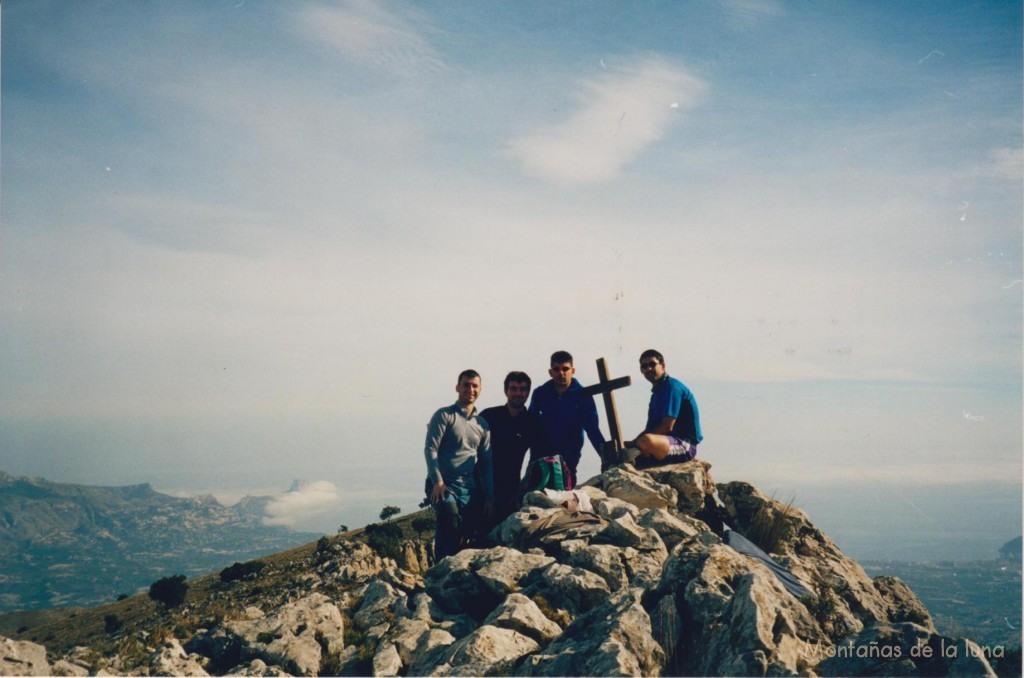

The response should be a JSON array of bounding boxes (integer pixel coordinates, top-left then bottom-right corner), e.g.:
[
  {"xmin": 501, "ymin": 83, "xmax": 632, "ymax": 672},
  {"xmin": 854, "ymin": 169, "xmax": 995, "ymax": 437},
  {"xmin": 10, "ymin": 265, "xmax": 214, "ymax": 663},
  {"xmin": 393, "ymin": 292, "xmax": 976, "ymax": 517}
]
[{"xmin": 423, "ymin": 402, "xmax": 494, "ymax": 502}]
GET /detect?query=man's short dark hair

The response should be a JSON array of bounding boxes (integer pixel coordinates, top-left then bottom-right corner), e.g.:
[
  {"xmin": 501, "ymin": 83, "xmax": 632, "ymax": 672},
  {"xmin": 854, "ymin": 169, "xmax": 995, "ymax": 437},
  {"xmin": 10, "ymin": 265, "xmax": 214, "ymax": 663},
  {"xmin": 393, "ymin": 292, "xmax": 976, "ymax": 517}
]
[
  {"xmin": 640, "ymin": 349, "xmax": 664, "ymax": 364},
  {"xmin": 550, "ymin": 350, "xmax": 574, "ymax": 366},
  {"xmin": 457, "ymin": 369, "xmax": 481, "ymax": 383},
  {"xmin": 503, "ymin": 371, "xmax": 532, "ymax": 390}
]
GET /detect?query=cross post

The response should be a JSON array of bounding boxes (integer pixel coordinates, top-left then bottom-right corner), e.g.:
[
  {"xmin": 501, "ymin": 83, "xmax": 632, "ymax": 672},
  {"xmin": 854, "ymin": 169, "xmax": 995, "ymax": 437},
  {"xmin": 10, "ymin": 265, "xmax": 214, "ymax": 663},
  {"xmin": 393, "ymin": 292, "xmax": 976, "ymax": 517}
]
[{"xmin": 579, "ymin": 357, "xmax": 631, "ymax": 468}]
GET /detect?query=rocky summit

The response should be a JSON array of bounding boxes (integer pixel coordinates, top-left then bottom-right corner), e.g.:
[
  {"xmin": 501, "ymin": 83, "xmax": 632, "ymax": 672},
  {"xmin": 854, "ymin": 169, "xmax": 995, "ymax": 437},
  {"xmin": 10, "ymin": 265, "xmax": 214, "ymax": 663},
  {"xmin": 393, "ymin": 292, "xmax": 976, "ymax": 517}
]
[{"xmin": 0, "ymin": 461, "xmax": 1004, "ymax": 676}]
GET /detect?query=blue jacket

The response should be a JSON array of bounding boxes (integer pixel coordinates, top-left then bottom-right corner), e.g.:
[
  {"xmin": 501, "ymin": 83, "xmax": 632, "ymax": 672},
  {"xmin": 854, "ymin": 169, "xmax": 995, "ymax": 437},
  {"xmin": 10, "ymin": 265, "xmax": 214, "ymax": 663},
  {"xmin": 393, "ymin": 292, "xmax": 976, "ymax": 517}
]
[{"xmin": 528, "ymin": 378, "xmax": 605, "ymax": 469}]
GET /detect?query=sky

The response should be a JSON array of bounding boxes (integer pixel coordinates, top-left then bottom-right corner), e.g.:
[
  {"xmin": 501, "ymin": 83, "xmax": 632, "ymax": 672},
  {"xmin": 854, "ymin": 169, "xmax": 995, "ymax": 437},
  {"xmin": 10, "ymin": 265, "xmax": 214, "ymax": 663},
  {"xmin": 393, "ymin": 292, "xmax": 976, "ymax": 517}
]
[{"xmin": 1, "ymin": 0, "xmax": 1021, "ymax": 561}]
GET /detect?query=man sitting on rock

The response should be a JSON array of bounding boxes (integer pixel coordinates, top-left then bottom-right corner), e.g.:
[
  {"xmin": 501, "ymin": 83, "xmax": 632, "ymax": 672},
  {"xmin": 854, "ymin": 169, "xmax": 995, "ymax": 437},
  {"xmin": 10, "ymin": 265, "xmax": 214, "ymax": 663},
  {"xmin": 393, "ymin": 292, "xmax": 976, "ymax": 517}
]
[{"xmin": 622, "ymin": 349, "xmax": 703, "ymax": 467}]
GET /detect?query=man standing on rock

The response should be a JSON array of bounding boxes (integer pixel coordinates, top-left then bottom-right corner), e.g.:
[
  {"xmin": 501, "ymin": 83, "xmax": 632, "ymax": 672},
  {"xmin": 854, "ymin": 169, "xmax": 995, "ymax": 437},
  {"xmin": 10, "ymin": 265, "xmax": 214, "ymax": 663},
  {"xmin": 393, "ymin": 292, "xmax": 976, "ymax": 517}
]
[
  {"xmin": 624, "ymin": 349, "xmax": 703, "ymax": 466},
  {"xmin": 529, "ymin": 351, "xmax": 606, "ymax": 486},
  {"xmin": 424, "ymin": 369, "xmax": 494, "ymax": 560},
  {"xmin": 480, "ymin": 371, "xmax": 544, "ymax": 525}
]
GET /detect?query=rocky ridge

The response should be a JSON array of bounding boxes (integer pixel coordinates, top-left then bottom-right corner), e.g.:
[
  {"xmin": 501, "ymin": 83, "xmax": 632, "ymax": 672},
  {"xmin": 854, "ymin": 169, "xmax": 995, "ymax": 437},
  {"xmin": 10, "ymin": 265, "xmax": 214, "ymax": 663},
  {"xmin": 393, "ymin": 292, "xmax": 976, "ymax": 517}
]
[{"xmin": 1, "ymin": 461, "xmax": 1001, "ymax": 676}]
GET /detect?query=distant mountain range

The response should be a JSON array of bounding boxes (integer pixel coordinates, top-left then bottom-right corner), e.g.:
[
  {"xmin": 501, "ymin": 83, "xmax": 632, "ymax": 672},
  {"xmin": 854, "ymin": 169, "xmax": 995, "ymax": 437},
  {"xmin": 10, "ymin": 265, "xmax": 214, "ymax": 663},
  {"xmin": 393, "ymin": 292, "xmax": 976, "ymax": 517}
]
[{"xmin": 0, "ymin": 470, "xmax": 321, "ymax": 612}]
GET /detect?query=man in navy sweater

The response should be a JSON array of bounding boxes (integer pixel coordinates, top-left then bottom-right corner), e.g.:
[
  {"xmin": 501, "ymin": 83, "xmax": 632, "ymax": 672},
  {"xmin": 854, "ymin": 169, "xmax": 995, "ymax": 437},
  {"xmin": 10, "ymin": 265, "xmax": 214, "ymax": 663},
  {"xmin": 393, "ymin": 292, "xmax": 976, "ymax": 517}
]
[
  {"xmin": 528, "ymin": 350, "xmax": 606, "ymax": 486},
  {"xmin": 480, "ymin": 371, "xmax": 543, "ymax": 524}
]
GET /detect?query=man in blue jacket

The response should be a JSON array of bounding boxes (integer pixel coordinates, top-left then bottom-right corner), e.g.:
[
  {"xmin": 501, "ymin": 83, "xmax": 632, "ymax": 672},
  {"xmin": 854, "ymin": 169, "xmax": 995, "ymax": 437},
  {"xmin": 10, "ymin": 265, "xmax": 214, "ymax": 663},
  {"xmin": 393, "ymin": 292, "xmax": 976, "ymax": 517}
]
[
  {"xmin": 626, "ymin": 349, "xmax": 703, "ymax": 466},
  {"xmin": 528, "ymin": 351, "xmax": 606, "ymax": 486}
]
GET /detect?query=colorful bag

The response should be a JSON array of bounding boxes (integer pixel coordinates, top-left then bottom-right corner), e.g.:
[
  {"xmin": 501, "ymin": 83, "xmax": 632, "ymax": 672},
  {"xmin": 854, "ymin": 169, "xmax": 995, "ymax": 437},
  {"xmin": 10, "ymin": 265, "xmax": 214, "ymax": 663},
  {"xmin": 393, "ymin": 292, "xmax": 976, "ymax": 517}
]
[{"xmin": 518, "ymin": 455, "xmax": 573, "ymax": 495}]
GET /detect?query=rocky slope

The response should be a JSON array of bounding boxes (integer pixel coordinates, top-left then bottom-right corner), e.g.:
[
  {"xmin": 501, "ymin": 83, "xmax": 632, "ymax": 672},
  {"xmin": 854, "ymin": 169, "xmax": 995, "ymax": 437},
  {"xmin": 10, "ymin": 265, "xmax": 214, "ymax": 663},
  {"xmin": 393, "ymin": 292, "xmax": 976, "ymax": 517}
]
[
  {"xmin": 1, "ymin": 461, "xmax": 1005, "ymax": 676},
  {"xmin": 0, "ymin": 470, "xmax": 320, "ymax": 611}
]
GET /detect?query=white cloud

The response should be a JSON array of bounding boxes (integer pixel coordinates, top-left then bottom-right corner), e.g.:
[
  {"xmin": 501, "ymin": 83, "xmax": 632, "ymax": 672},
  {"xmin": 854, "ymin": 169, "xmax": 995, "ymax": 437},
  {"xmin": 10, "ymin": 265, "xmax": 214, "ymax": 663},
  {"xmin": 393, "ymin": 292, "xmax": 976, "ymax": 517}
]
[
  {"xmin": 506, "ymin": 57, "xmax": 707, "ymax": 185},
  {"xmin": 263, "ymin": 480, "xmax": 343, "ymax": 529},
  {"xmin": 986, "ymin": 146, "xmax": 1024, "ymax": 180},
  {"xmin": 294, "ymin": 0, "xmax": 445, "ymax": 78}
]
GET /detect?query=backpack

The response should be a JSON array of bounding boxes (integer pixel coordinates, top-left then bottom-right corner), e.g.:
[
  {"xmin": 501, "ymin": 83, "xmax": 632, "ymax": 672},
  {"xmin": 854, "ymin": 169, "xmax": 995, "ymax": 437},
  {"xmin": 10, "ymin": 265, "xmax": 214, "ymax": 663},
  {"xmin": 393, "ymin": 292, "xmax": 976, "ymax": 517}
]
[{"xmin": 518, "ymin": 455, "xmax": 573, "ymax": 496}]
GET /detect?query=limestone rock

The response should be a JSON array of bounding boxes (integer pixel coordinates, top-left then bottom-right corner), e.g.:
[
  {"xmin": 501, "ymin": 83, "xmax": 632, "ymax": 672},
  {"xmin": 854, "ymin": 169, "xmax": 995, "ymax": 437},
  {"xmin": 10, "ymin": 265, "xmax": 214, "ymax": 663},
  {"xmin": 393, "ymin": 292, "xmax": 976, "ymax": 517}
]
[
  {"xmin": 0, "ymin": 636, "xmax": 50, "ymax": 676},
  {"xmin": 649, "ymin": 595, "xmax": 683, "ymax": 675},
  {"xmin": 559, "ymin": 541, "xmax": 629, "ymax": 591},
  {"xmin": 222, "ymin": 592, "xmax": 345, "ymax": 676},
  {"xmin": 641, "ymin": 459, "xmax": 715, "ymax": 515},
  {"xmin": 873, "ymin": 575, "xmax": 935, "ymax": 630},
  {"xmin": 353, "ymin": 579, "xmax": 404, "ymax": 630},
  {"xmin": 149, "ymin": 638, "xmax": 211, "ymax": 676},
  {"xmin": 659, "ymin": 534, "xmax": 825, "ymax": 676},
  {"xmin": 439, "ymin": 625, "xmax": 539, "ymax": 676},
  {"xmin": 594, "ymin": 512, "xmax": 668, "ymax": 558},
  {"xmin": 387, "ymin": 617, "xmax": 455, "ymax": 668},
  {"xmin": 600, "ymin": 465, "xmax": 679, "ymax": 510},
  {"xmin": 591, "ymin": 495, "xmax": 641, "ymax": 521},
  {"xmin": 637, "ymin": 507, "xmax": 706, "ymax": 552},
  {"xmin": 520, "ymin": 588, "xmax": 665, "ymax": 677},
  {"xmin": 483, "ymin": 592, "xmax": 563, "ymax": 645},
  {"xmin": 51, "ymin": 647, "xmax": 95, "ymax": 677},
  {"xmin": 425, "ymin": 547, "xmax": 553, "ymax": 619},
  {"xmin": 326, "ymin": 541, "xmax": 389, "ymax": 584},
  {"xmin": 225, "ymin": 658, "xmax": 293, "ymax": 676},
  {"xmin": 404, "ymin": 592, "xmax": 476, "ymax": 638},
  {"xmin": 401, "ymin": 541, "xmax": 432, "ymax": 573},
  {"xmin": 522, "ymin": 562, "xmax": 611, "ymax": 619},
  {"xmin": 50, "ymin": 659, "xmax": 91, "ymax": 677},
  {"xmin": 371, "ymin": 643, "xmax": 402, "ymax": 677}
]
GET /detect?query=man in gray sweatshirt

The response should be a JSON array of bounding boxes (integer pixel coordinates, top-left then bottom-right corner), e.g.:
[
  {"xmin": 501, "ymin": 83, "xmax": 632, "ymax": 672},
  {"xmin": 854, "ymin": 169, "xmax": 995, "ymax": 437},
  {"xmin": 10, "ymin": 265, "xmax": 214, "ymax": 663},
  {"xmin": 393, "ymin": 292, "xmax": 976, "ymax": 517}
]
[{"xmin": 424, "ymin": 369, "xmax": 494, "ymax": 559}]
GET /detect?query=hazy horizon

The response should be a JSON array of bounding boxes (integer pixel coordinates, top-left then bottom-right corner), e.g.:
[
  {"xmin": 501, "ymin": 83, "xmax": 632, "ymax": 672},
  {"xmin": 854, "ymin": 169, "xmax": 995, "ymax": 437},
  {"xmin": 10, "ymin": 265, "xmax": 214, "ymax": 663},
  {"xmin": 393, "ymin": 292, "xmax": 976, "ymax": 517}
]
[{"xmin": 2, "ymin": 2, "xmax": 1020, "ymax": 565}]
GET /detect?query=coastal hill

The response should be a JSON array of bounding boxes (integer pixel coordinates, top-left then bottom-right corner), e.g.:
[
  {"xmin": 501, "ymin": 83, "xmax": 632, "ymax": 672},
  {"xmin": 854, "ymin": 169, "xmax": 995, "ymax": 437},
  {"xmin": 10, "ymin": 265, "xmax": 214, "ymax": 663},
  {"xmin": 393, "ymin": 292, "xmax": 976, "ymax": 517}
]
[
  {"xmin": 1, "ymin": 461, "xmax": 1016, "ymax": 676},
  {"xmin": 0, "ymin": 470, "xmax": 320, "ymax": 611}
]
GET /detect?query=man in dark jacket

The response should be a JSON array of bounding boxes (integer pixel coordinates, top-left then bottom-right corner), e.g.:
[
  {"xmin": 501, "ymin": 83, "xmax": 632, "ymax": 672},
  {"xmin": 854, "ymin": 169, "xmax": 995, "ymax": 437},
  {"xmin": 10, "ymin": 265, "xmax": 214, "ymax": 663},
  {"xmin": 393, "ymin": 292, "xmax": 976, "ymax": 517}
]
[
  {"xmin": 480, "ymin": 371, "xmax": 543, "ymax": 524},
  {"xmin": 528, "ymin": 351, "xmax": 606, "ymax": 486}
]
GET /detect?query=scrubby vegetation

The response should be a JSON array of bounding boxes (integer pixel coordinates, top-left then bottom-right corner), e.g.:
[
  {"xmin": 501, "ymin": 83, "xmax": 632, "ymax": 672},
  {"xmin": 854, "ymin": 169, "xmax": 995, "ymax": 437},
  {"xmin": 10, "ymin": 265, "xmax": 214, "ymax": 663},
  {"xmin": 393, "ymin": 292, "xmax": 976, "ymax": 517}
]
[
  {"xmin": 148, "ymin": 575, "xmax": 188, "ymax": 609},
  {"xmin": 363, "ymin": 522, "xmax": 404, "ymax": 562},
  {"xmin": 802, "ymin": 582, "xmax": 845, "ymax": 642},
  {"xmin": 219, "ymin": 560, "xmax": 266, "ymax": 583},
  {"xmin": 742, "ymin": 495, "xmax": 797, "ymax": 555}
]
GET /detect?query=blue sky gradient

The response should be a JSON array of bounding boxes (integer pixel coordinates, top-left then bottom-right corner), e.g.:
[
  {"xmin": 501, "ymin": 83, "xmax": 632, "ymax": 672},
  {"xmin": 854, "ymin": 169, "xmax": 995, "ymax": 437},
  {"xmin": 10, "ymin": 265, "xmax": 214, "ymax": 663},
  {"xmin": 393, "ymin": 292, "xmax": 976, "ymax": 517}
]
[{"xmin": 2, "ymin": 1, "xmax": 1021, "ymax": 558}]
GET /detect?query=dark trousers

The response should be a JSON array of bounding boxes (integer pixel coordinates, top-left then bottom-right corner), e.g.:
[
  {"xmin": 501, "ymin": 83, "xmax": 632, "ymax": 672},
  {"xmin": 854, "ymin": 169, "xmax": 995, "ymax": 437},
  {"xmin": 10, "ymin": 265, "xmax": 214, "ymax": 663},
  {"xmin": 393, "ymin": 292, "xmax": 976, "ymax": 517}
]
[{"xmin": 428, "ymin": 480, "xmax": 483, "ymax": 561}]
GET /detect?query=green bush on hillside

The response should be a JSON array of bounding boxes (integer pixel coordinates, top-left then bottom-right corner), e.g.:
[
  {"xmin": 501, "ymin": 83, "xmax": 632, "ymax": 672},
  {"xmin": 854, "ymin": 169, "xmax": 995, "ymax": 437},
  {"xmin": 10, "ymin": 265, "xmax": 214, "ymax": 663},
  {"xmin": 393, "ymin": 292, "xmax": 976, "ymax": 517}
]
[
  {"xmin": 148, "ymin": 575, "xmax": 188, "ymax": 609},
  {"xmin": 364, "ymin": 522, "xmax": 404, "ymax": 562},
  {"xmin": 219, "ymin": 560, "xmax": 266, "ymax": 583}
]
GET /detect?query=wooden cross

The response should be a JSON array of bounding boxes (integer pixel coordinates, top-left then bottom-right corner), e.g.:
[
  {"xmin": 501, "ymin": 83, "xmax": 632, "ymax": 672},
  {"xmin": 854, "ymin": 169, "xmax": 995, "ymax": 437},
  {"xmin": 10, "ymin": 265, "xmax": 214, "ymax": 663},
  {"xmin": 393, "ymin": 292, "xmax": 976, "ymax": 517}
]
[{"xmin": 580, "ymin": 357, "xmax": 631, "ymax": 467}]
